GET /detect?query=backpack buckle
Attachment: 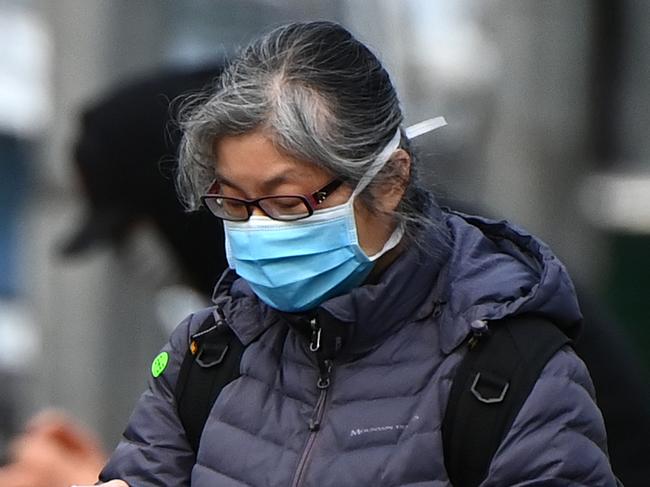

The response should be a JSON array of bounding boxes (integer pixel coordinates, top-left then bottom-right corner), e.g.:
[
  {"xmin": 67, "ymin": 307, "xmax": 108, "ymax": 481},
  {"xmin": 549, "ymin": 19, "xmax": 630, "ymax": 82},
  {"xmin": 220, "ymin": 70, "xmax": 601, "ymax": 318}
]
[
  {"xmin": 470, "ymin": 372, "xmax": 510, "ymax": 404},
  {"xmin": 190, "ymin": 324, "xmax": 231, "ymax": 368},
  {"xmin": 195, "ymin": 342, "xmax": 229, "ymax": 368}
]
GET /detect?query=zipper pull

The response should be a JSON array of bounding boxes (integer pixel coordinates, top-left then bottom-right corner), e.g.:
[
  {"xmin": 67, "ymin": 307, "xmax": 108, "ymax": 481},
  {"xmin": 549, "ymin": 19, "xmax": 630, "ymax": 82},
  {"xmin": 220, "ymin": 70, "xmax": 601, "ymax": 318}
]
[
  {"xmin": 309, "ymin": 317, "xmax": 321, "ymax": 352},
  {"xmin": 316, "ymin": 359, "xmax": 332, "ymax": 390},
  {"xmin": 308, "ymin": 392, "xmax": 326, "ymax": 431},
  {"xmin": 309, "ymin": 360, "xmax": 332, "ymax": 431},
  {"xmin": 468, "ymin": 319, "xmax": 489, "ymax": 350}
]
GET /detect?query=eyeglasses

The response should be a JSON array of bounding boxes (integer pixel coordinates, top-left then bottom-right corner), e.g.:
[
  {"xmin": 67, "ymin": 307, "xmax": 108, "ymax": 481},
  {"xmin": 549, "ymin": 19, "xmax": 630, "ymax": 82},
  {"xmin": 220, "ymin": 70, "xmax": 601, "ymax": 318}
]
[{"xmin": 201, "ymin": 179, "xmax": 344, "ymax": 221}]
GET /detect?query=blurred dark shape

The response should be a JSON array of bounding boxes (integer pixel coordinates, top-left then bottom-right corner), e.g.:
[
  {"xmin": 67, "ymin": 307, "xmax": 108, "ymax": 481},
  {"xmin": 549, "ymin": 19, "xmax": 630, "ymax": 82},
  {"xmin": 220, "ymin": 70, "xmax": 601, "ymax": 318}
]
[
  {"xmin": 576, "ymin": 291, "xmax": 650, "ymax": 487},
  {"xmin": 0, "ymin": 135, "xmax": 31, "ymax": 297},
  {"xmin": 60, "ymin": 63, "xmax": 227, "ymax": 294},
  {"xmin": 588, "ymin": 0, "xmax": 624, "ymax": 167}
]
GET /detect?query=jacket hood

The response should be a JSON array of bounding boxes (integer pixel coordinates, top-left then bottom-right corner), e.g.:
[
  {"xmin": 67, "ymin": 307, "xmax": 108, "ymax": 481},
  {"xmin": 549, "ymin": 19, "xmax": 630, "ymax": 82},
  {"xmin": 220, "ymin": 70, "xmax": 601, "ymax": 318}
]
[
  {"xmin": 435, "ymin": 210, "xmax": 582, "ymax": 353},
  {"xmin": 214, "ymin": 209, "xmax": 582, "ymax": 356}
]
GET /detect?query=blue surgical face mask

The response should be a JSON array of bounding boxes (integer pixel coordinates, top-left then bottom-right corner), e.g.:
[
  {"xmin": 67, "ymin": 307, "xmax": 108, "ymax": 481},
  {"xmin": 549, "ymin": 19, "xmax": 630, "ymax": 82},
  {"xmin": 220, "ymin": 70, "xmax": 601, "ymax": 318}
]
[{"xmin": 224, "ymin": 118, "xmax": 446, "ymax": 312}]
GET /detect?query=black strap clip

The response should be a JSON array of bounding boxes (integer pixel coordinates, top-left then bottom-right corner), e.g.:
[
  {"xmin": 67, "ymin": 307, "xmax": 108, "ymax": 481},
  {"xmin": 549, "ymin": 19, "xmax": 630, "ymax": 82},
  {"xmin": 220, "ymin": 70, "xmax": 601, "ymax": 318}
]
[
  {"xmin": 195, "ymin": 342, "xmax": 229, "ymax": 368},
  {"xmin": 470, "ymin": 371, "xmax": 510, "ymax": 404},
  {"xmin": 190, "ymin": 322, "xmax": 231, "ymax": 368}
]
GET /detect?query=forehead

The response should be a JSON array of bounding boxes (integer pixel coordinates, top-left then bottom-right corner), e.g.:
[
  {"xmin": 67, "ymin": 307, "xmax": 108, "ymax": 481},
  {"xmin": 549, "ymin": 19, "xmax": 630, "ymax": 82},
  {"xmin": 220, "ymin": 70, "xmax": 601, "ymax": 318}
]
[{"xmin": 213, "ymin": 131, "xmax": 329, "ymax": 186}]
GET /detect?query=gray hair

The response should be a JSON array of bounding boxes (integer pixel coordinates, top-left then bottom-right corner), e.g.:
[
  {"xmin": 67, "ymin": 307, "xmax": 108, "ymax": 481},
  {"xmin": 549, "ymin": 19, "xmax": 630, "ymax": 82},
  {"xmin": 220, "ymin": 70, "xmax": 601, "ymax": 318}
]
[{"xmin": 177, "ymin": 21, "xmax": 441, "ymax": 243}]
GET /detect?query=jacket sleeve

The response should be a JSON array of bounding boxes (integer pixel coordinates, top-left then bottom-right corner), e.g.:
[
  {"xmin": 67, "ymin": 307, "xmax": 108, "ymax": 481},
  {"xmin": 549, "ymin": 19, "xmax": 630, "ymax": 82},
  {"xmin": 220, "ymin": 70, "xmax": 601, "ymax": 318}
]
[
  {"xmin": 99, "ymin": 311, "xmax": 206, "ymax": 486},
  {"xmin": 482, "ymin": 346, "xmax": 620, "ymax": 487}
]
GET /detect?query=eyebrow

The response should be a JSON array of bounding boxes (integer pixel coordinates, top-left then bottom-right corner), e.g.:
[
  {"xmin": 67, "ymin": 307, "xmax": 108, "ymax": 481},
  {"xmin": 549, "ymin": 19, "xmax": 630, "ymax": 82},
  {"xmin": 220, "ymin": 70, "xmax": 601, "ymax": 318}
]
[
  {"xmin": 213, "ymin": 170, "xmax": 243, "ymax": 191},
  {"xmin": 214, "ymin": 167, "xmax": 306, "ymax": 195}
]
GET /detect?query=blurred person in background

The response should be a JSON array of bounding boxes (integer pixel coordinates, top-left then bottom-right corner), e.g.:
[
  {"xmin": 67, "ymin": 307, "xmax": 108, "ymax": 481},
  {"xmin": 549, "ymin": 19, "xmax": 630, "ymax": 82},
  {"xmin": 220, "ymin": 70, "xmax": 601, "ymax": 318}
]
[
  {"xmin": 0, "ymin": 62, "xmax": 226, "ymax": 487},
  {"xmin": 91, "ymin": 21, "xmax": 618, "ymax": 486},
  {"xmin": 59, "ymin": 63, "xmax": 227, "ymax": 294}
]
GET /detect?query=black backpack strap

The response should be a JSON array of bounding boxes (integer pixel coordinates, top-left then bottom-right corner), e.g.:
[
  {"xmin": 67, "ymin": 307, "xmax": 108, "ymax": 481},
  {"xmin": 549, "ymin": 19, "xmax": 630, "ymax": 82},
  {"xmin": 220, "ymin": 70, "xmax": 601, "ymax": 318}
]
[
  {"xmin": 174, "ymin": 306, "xmax": 245, "ymax": 452},
  {"xmin": 442, "ymin": 314, "xmax": 571, "ymax": 487}
]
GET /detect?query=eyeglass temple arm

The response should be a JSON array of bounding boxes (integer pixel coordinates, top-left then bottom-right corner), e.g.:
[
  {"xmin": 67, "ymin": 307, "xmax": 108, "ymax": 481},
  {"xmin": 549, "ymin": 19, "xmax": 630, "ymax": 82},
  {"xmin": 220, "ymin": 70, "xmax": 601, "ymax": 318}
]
[{"xmin": 312, "ymin": 179, "xmax": 344, "ymax": 205}]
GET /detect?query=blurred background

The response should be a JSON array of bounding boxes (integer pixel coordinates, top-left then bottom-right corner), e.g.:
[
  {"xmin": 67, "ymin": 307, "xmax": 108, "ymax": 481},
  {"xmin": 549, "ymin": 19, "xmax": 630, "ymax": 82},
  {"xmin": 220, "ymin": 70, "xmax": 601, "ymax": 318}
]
[{"xmin": 1, "ymin": 0, "xmax": 649, "ymax": 461}]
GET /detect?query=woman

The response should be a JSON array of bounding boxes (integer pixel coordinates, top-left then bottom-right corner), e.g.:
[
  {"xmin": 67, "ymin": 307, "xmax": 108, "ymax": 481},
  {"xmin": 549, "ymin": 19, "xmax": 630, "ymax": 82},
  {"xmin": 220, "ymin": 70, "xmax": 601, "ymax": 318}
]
[{"xmin": 95, "ymin": 21, "xmax": 618, "ymax": 486}]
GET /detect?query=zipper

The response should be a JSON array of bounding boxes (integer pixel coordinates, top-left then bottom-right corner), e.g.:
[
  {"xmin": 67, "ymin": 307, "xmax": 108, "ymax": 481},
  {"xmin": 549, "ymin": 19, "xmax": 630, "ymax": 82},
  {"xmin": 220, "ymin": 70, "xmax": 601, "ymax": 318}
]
[
  {"xmin": 290, "ymin": 318, "xmax": 333, "ymax": 487},
  {"xmin": 309, "ymin": 361, "xmax": 331, "ymax": 431}
]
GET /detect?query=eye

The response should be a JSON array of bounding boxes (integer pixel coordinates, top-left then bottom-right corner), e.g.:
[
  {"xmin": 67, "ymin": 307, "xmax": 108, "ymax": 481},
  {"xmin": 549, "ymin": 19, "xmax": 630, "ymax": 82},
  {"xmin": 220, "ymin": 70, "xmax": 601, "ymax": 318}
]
[
  {"xmin": 274, "ymin": 198, "xmax": 304, "ymax": 209},
  {"xmin": 259, "ymin": 196, "xmax": 310, "ymax": 219}
]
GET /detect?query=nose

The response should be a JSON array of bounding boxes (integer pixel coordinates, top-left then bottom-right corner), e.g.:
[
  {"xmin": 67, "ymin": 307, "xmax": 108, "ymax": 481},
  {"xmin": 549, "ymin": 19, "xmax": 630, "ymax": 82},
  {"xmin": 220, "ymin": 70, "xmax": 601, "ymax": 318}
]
[{"xmin": 251, "ymin": 205, "xmax": 266, "ymax": 217}]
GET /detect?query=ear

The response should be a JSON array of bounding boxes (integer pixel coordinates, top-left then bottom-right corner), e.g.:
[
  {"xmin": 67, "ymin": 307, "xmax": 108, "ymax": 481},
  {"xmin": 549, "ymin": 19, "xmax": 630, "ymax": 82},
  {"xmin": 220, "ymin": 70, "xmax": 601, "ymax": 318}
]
[{"xmin": 381, "ymin": 148, "xmax": 411, "ymax": 213}]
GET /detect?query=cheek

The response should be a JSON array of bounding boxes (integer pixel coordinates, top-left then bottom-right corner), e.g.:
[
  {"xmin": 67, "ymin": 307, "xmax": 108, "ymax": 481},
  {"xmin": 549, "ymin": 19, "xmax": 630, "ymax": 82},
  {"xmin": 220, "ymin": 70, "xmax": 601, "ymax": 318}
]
[
  {"xmin": 353, "ymin": 200, "xmax": 393, "ymax": 255},
  {"xmin": 355, "ymin": 217, "xmax": 373, "ymax": 252}
]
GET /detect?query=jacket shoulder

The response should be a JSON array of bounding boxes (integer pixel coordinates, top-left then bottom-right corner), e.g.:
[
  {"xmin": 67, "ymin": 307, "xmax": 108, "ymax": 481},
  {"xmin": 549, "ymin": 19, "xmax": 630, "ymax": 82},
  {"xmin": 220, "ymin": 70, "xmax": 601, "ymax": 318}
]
[
  {"xmin": 168, "ymin": 306, "xmax": 219, "ymax": 354},
  {"xmin": 484, "ymin": 346, "xmax": 618, "ymax": 486}
]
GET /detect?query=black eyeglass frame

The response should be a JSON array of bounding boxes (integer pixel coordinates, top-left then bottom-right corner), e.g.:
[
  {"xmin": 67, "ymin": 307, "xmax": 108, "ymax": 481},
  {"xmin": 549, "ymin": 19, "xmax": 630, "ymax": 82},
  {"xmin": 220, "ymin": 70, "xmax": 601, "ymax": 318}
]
[{"xmin": 200, "ymin": 179, "xmax": 344, "ymax": 221}]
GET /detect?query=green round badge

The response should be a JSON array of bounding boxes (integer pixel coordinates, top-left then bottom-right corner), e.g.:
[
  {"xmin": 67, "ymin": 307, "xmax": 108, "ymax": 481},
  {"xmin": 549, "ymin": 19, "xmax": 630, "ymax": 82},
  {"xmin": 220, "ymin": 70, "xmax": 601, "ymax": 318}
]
[{"xmin": 151, "ymin": 351, "xmax": 169, "ymax": 378}]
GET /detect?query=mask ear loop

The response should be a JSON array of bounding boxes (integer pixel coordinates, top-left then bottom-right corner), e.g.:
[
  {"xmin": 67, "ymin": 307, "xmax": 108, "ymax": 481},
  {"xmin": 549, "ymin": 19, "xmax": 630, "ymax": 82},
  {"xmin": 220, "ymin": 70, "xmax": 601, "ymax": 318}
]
[
  {"xmin": 352, "ymin": 116, "xmax": 448, "ymax": 199},
  {"xmin": 352, "ymin": 129, "xmax": 402, "ymax": 198}
]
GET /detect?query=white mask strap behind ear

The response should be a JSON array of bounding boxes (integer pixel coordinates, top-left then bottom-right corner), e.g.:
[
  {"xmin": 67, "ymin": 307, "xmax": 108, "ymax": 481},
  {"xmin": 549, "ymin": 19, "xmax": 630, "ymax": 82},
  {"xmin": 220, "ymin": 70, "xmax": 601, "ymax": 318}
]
[{"xmin": 353, "ymin": 116, "xmax": 448, "ymax": 197}]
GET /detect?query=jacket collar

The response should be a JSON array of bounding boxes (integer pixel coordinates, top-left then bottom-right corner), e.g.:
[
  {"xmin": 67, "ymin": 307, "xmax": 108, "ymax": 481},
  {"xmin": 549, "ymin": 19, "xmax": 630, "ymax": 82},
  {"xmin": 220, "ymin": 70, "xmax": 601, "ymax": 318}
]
[
  {"xmin": 211, "ymin": 271, "xmax": 280, "ymax": 346},
  {"xmin": 313, "ymin": 235, "xmax": 450, "ymax": 356},
  {"xmin": 212, "ymin": 207, "xmax": 451, "ymax": 356}
]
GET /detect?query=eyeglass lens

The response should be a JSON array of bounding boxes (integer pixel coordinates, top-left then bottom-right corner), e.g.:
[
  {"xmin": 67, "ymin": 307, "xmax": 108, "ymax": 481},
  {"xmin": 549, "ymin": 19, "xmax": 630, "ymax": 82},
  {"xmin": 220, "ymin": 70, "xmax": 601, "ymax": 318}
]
[{"xmin": 204, "ymin": 195, "xmax": 312, "ymax": 221}]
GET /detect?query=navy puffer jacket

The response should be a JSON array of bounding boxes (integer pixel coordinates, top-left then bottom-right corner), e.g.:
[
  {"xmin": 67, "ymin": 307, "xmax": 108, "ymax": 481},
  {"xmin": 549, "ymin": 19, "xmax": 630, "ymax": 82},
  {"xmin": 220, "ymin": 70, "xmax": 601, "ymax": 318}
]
[{"xmin": 100, "ymin": 210, "xmax": 618, "ymax": 486}]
